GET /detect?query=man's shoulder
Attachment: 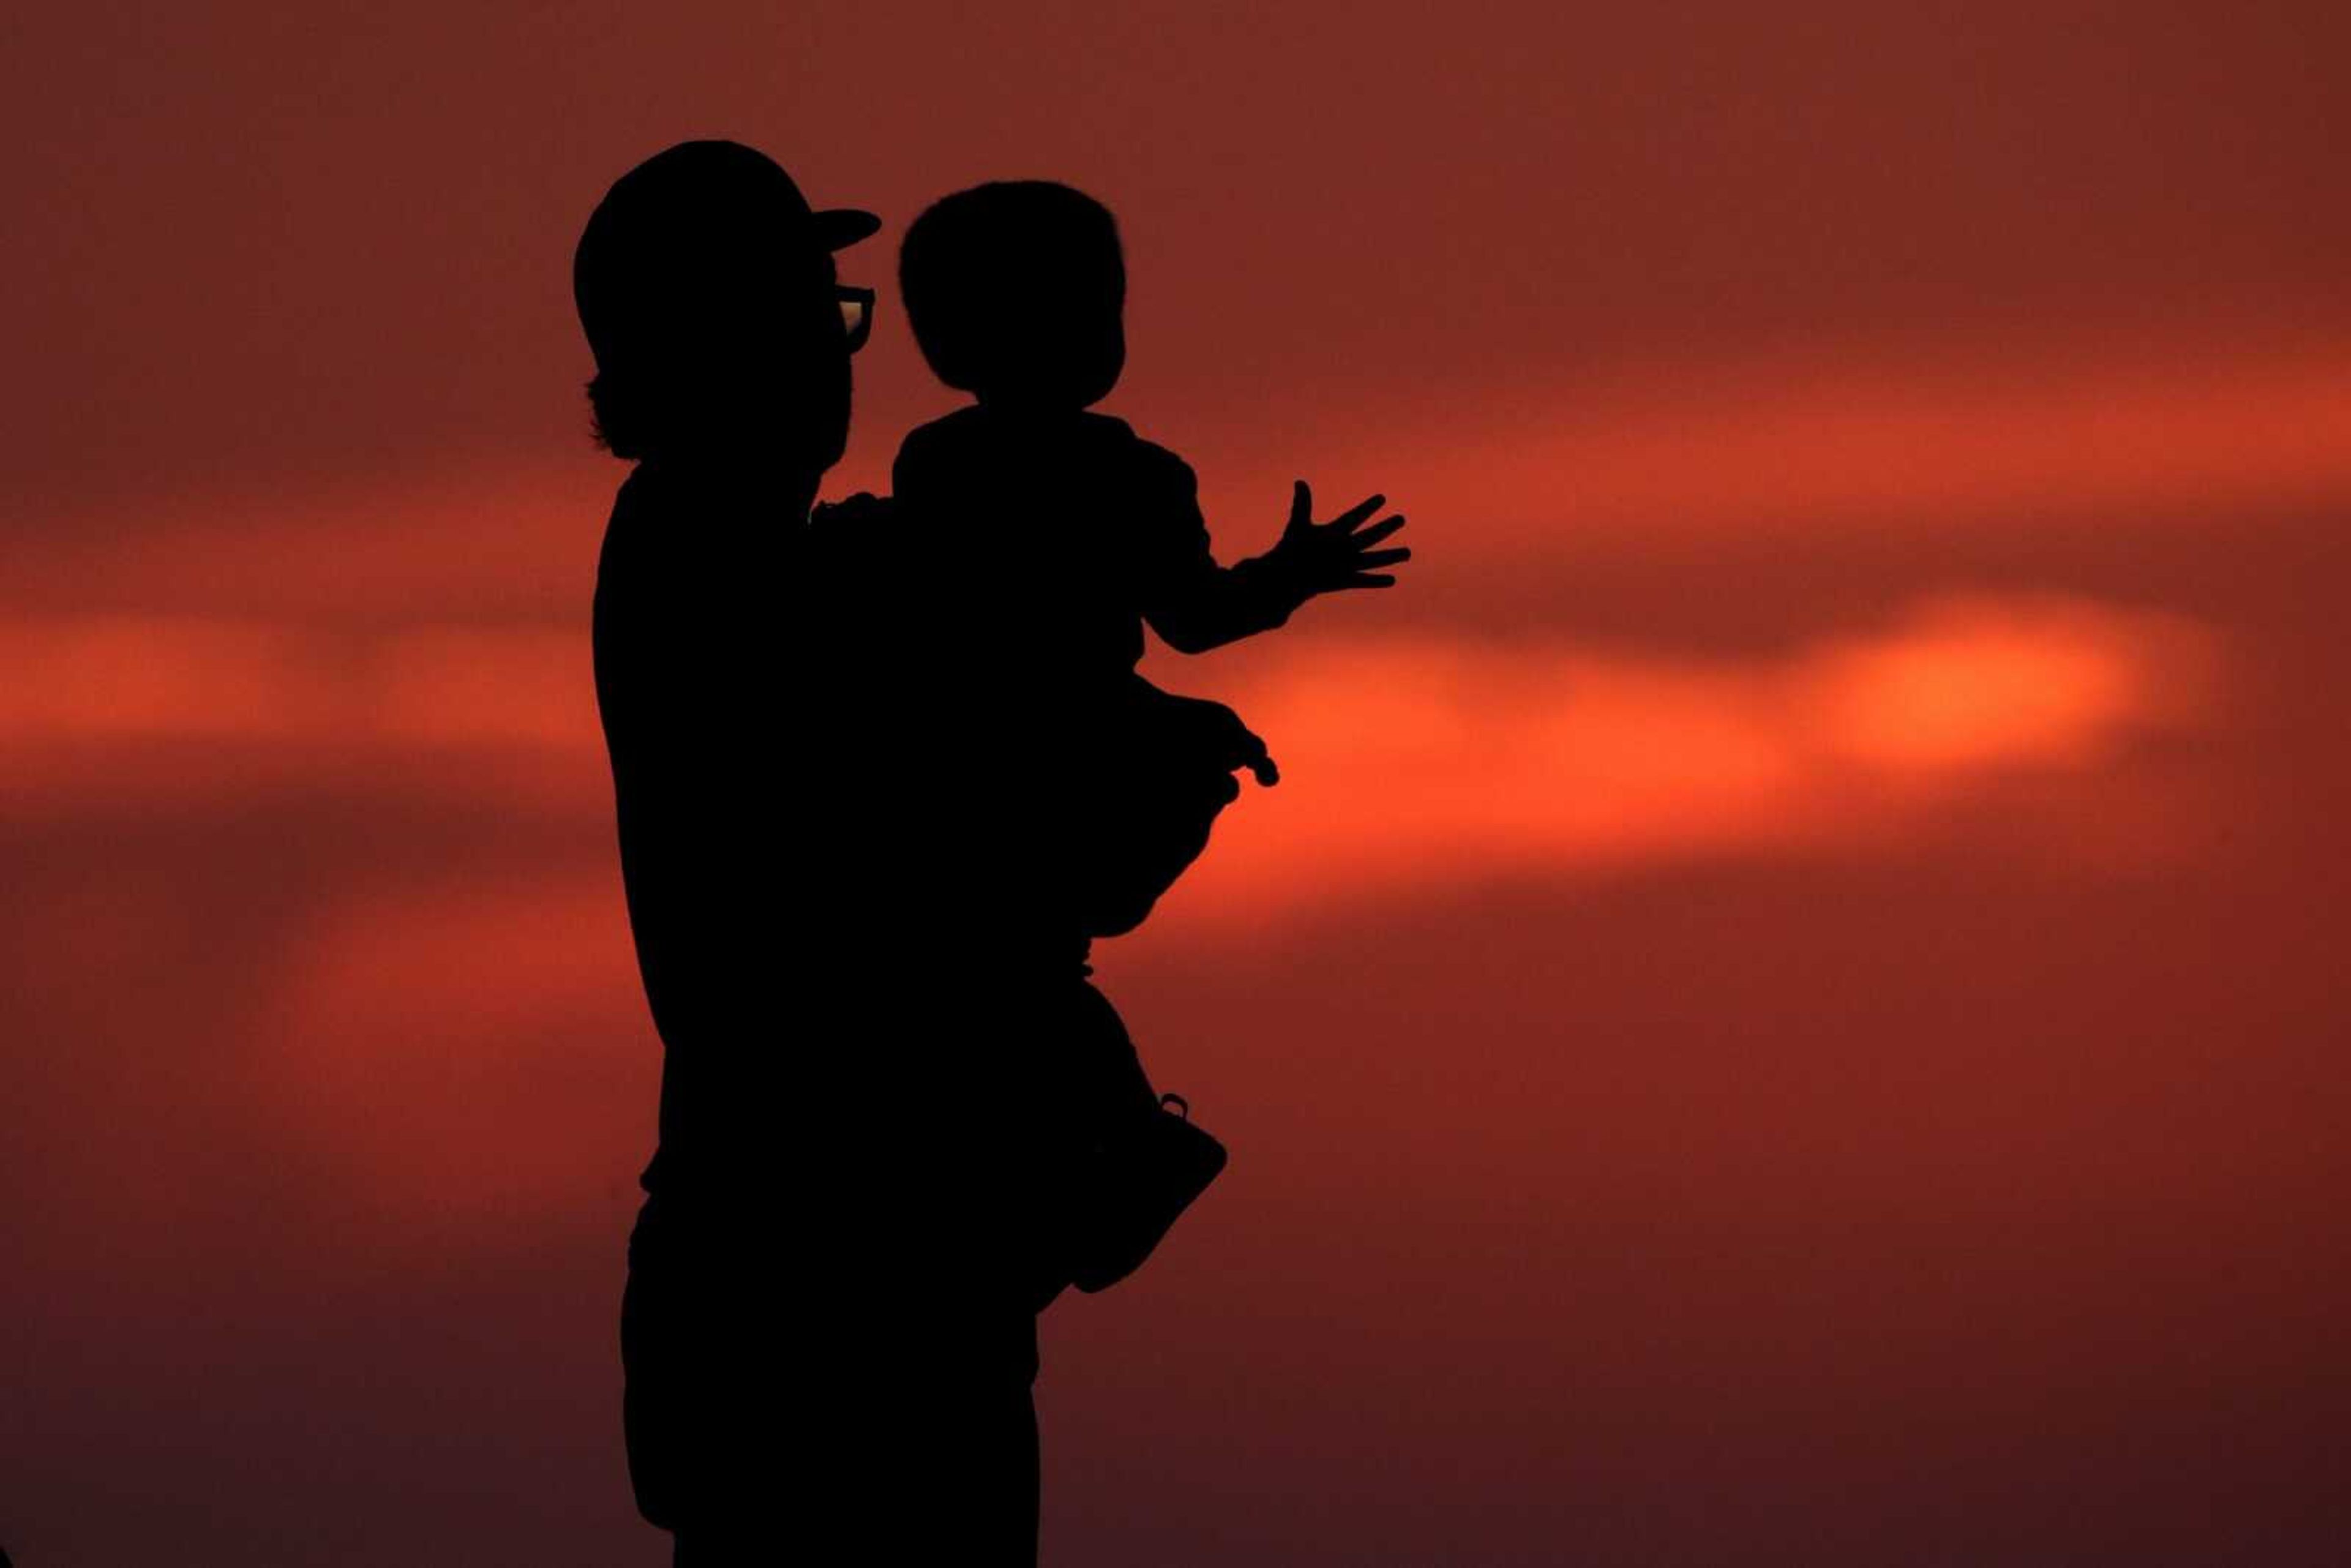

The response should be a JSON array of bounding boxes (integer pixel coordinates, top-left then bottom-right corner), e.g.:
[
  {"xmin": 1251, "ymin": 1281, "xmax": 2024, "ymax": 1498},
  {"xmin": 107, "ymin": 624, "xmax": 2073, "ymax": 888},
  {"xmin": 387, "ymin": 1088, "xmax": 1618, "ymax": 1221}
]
[
  {"xmin": 894, "ymin": 406, "xmax": 987, "ymax": 463},
  {"xmin": 809, "ymin": 489, "xmax": 898, "ymax": 531},
  {"xmin": 806, "ymin": 490, "xmax": 899, "ymax": 565}
]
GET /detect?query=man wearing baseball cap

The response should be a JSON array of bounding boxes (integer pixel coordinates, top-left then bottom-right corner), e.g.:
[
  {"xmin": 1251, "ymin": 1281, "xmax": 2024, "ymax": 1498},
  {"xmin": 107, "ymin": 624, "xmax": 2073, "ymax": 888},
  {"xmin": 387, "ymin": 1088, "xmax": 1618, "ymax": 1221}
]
[
  {"xmin": 574, "ymin": 138, "xmax": 880, "ymax": 468},
  {"xmin": 580, "ymin": 141, "xmax": 1041, "ymax": 1561}
]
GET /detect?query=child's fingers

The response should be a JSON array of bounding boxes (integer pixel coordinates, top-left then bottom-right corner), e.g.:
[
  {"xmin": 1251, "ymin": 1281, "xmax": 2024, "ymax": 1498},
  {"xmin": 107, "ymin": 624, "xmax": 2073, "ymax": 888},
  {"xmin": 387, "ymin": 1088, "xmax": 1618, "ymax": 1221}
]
[
  {"xmin": 1355, "ymin": 547, "xmax": 1411, "ymax": 569},
  {"xmin": 1352, "ymin": 514, "xmax": 1408, "ymax": 545},
  {"xmin": 1286, "ymin": 479, "xmax": 1314, "ymax": 533}
]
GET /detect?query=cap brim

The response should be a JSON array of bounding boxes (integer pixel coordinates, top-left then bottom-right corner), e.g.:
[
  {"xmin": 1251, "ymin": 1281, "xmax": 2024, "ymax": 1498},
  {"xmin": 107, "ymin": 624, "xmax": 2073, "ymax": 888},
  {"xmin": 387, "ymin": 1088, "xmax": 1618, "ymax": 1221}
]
[{"xmin": 816, "ymin": 208, "xmax": 883, "ymax": 250}]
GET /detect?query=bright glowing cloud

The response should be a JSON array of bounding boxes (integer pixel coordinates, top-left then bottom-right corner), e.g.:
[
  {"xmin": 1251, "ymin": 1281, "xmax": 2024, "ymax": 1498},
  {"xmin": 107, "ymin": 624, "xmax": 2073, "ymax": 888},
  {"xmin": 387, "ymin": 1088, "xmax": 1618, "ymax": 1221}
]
[
  {"xmin": 220, "ymin": 594, "xmax": 2215, "ymax": 1220},
  {"xmin": 0, "ymin": 613, "xmax": 604, "ymax": 818},
  {"xmin": 1158, "ymin": 595, "xmax": 2216, "ymax": 923},
  {"xmin": 0, "ymin": 593, "xmax": 2215, "ymax": 913}
]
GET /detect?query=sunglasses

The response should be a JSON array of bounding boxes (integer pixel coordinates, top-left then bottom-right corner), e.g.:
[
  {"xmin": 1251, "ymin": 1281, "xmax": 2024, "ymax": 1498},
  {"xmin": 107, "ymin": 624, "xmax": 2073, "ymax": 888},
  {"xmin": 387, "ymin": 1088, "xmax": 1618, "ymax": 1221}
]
[{"xmin": 838, "ymin": 285, "xmax": 876, "ymax": 353}]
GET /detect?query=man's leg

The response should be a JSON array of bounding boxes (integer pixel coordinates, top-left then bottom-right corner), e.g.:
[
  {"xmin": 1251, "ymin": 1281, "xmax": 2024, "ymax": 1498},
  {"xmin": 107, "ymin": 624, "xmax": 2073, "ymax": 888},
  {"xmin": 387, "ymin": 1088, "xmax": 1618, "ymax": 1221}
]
[{"xmin": 668, "ymin": 1314, "xmax": 1040, "ymax": 1566}]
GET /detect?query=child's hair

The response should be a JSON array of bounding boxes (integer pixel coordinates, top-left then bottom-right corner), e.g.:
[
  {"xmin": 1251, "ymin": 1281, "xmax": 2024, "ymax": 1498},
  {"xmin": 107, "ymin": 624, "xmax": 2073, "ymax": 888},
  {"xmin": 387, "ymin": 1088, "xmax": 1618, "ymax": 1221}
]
[{"xmin": 899, "ymin": 180, "xmax": 1127, "ymax": 407}]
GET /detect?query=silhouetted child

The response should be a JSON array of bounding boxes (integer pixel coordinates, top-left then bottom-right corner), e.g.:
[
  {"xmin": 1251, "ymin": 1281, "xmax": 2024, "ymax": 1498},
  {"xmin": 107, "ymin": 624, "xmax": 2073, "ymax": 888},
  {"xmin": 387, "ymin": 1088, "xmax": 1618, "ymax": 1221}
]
[
  {"xmin": 893, "ymin": 181, "xmax": 1405, "ymax": 911},
  {"xmin": 888, "ymin": 181, "xmax": 1408, "ymax": 1299}
]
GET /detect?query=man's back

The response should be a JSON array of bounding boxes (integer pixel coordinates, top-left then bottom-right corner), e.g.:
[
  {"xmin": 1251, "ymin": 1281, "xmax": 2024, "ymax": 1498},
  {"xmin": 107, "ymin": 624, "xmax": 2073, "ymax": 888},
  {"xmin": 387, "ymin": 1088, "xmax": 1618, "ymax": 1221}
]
[
  {"xmin": 593, "ymin": 464, "xmax": 875, "ymax": 1198},
  {"xmin": 594, "ymin": 467, "xmax": 1049, "ymax": 1248}
]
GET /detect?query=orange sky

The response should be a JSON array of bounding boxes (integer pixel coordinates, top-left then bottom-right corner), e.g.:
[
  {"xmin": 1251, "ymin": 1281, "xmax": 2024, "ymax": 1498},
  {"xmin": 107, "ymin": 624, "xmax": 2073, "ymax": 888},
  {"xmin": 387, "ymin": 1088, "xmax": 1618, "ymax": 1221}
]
[{"xmin": 4, "ymin": 5, "xmax": 2349, "ymax": 1564}]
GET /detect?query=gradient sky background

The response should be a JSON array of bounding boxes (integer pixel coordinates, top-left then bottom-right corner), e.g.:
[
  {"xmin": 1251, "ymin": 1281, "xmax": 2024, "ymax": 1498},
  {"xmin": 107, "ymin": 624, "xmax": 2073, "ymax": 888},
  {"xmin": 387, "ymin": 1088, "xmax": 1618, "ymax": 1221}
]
[{"xmin": 5, "ymin": 4, "xmax": 2348, "ymax": 1564}]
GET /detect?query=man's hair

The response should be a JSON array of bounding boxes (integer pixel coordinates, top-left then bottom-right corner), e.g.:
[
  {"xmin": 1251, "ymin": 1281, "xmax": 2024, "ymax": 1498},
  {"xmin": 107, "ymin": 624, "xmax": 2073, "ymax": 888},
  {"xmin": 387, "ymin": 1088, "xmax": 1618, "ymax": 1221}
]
[
  {"xmin": 899, "ymin": 181, "xmax": 1124, "ymax": 399},
  {"xmin": 584, "ymin": 372, "xmax": 647, "ymax": 458}
]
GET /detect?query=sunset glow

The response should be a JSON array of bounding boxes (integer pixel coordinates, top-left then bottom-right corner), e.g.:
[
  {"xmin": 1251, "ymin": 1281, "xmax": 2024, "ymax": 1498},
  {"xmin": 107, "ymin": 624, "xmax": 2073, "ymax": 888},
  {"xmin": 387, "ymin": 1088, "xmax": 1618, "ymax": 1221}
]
[{"xmin": 7, "ymin": 4, "xmax": 2348, "ymax": 1564}]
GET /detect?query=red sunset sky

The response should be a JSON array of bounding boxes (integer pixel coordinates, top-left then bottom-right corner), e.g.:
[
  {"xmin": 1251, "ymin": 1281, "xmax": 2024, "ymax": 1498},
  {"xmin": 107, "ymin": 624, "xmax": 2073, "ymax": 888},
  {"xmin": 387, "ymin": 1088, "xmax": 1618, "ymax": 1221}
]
[{"xmin": 4, "ymin": 4, "xmax": 2347, "ymax": 1564}]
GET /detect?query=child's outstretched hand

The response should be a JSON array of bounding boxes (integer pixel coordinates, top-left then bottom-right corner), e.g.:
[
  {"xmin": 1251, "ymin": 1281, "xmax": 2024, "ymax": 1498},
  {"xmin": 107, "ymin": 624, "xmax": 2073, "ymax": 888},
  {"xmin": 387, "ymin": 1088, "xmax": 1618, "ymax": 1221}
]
[{"xmin": 1269, "ymin": 480, "xmax": 1410, "ymax": 599}]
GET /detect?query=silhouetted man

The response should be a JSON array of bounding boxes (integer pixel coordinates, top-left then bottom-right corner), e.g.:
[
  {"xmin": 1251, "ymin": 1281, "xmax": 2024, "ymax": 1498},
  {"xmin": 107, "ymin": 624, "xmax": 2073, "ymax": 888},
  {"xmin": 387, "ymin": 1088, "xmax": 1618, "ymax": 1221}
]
[
  {"xmin": 579, "ymin": 141, "xmax": 1046, "ymax": 1563},
  {"xmin": 579, "ymin": 137, "xmax": 1362, "ymax": 1563}
]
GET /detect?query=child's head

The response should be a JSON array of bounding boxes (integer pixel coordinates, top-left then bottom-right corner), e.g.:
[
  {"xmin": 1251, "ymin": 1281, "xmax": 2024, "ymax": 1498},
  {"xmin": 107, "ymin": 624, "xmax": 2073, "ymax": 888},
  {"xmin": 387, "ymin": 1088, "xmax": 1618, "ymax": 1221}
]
[{"xmin": 900, "ymin": 181, "xmax": 1126, "ymax": 410}]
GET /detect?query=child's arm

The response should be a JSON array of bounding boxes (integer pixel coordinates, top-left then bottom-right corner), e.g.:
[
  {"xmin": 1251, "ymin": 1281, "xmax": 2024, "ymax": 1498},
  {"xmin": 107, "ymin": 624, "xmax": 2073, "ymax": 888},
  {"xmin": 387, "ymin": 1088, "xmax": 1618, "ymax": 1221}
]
[{"xmin": 1142, "ymin": 471, "xmax": 1410, "ymax": 655}]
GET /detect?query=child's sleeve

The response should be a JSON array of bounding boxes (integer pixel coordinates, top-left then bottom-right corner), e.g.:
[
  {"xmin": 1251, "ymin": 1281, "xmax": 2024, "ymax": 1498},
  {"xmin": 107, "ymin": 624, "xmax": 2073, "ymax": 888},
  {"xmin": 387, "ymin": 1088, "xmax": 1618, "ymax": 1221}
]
[{"xmin": 1132, "ymin": 441, "xmax": 1311, "ymax": 655}]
